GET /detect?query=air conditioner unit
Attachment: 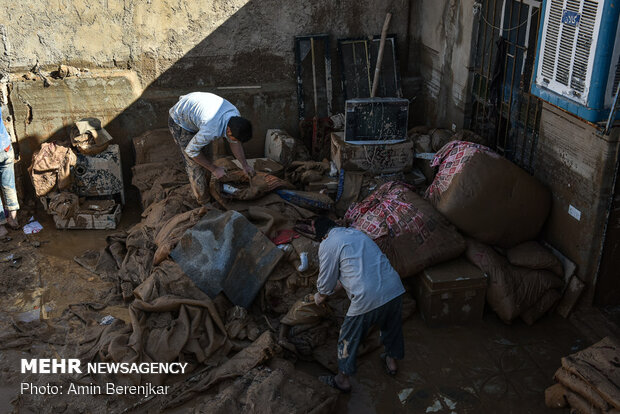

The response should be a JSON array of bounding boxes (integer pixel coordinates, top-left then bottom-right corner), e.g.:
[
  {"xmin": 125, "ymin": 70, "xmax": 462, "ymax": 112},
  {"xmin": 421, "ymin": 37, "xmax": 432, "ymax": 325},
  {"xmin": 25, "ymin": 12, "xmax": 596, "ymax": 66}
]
[{"xmin": 531, "ymin": 0, "xmax": 620, "ymax": 123}]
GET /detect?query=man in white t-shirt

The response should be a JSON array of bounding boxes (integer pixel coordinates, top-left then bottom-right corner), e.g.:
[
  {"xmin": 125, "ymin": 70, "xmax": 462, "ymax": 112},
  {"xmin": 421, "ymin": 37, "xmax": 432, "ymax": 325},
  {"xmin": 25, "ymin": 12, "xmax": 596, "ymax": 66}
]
[
  {"xmin": 313, "ymin": 216, "xmax": 406, "ymax": 393},
  {"xmin": 168, "ymin": 92, "xmax": 255, "ymax": 204}
]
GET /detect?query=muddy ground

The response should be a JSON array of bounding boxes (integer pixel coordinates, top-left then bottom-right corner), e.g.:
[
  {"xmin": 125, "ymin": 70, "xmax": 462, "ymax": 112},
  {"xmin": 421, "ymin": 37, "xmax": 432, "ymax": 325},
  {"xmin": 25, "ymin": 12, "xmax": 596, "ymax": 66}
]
[{"xmin": 0, "ymin": 204, "xmax": 619, "ymax": 414}]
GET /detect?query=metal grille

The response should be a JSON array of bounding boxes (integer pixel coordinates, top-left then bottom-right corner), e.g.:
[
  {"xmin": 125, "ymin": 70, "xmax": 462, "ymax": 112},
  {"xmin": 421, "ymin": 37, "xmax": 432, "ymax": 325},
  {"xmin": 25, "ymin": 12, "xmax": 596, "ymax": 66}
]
[
  {"xmin": 541, "ymin": 0, "xmax": 562, "ymax": 80},
  {"xmin": 537, "ymin": 0, "xmax": 600, "ymax": 98},
  {"xmin": 572, "ymin": 0, "xmax": 599, "ymax": 93},
  {"xmin": 469, "ymin": 0, "xmax": 544, "ymax": 173},
  {"xmin": 612, "ymin": 54, "xmax": 620, "ymax": 99}
]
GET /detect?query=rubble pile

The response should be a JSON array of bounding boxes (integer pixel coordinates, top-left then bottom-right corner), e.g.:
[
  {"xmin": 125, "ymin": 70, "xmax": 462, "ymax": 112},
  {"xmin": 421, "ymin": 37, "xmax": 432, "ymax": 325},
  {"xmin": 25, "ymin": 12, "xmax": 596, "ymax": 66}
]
[
  {"xmin": 8, "ymin": 119, "xmax": 594, "ymax": 412},
  {"xmin": 28, "ymin": 118, "xmax": 124, "ymax": 230}
]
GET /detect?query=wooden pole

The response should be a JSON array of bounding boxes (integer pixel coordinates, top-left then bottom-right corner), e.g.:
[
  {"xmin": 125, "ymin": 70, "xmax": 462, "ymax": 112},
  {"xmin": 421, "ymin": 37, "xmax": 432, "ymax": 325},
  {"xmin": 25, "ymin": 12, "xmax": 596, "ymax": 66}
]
[
  {"xmin": 310, "ymin": 37, "xmax": 319, "ymax": 117},
  {"xmin": 371, "ymin": 12, "xmax": 392, "ymax": 98}
]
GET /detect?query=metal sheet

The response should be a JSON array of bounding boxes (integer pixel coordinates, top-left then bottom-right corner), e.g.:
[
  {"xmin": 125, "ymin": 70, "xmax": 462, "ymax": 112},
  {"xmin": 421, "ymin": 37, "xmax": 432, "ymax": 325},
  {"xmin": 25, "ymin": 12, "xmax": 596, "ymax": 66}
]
[{"xmin": 170, "ymin": 210, "xmax": 283, "ymax": 308}]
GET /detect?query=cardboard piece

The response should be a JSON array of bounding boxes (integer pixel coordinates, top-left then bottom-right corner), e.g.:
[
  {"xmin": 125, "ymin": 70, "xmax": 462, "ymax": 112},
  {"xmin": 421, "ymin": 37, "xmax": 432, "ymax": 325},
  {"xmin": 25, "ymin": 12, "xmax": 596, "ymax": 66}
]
[{"xmin": 330, "ymin": 132, "xmax": 413, "ymax": 173}]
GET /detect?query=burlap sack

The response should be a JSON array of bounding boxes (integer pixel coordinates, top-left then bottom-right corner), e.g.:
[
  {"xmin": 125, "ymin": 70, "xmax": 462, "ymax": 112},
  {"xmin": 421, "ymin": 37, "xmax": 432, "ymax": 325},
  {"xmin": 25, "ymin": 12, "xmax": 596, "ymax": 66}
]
[
  {"xmin": 280, "ymin": 294, "xmax": 332, "ymax": 326},
  {"xmin": 346, "ymin": 182, "xmax": 466, "ymax": 278},
  {"xmin": 466, "ymin": 238, "xmax": 563, "ymax": 323},
  {"xmin": 428, "ymin": 142, "xmax": 551, "ymax": 248},
  {"xmin": 506, "ymin": 241, "xmax": 563, "ymax": 276}
]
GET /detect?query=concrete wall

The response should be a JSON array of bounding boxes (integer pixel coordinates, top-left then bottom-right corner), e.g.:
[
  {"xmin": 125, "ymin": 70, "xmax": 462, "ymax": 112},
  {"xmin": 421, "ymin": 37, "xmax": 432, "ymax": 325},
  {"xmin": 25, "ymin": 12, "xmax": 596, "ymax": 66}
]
[
  {"xmin": 412, "ymin": 0, "xmax": 475, "ymax": 128},
  {"xmin": 534, "ymin": 104, "xmax": 620, "ymax": 304},
  {"xmin": 0, "ymin": 0, "xmax": 416, "ymax": 168}
]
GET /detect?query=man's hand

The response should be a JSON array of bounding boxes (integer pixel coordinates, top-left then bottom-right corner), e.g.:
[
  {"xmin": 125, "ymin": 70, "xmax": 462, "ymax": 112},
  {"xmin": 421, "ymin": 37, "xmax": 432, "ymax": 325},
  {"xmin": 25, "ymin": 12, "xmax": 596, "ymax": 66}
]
[
  {"xmin": 314, "ymin": 292, "xmax": 327, "ymax": 306},
  {"xmin": 243, "ymin": 164, "xmax": 256, "ymax": 178},
  {"xmin": 212, "ymin": 166, "xmax": 226, "ymax": 179}
]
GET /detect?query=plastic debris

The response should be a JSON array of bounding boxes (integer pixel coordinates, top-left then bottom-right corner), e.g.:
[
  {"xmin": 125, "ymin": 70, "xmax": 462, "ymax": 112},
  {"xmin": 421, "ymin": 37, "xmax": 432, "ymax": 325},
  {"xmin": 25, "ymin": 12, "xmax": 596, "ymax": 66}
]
[
  {"xmin": 100, "ymin": 315, "xmax": 116, "ymax": 325},
  {"xmin": 0, "ymin": 253, "xmax": 14, "ymax": 263},
  {"xmin": 23, "ymin": 217, "xmax": 43, "ymax": 234},
  {"xmin": 297, "ymin": 252, "xmax": 309, "ymax": 272},
  {"xmin": 222, "ymin": 184, "xmax": 239, "ymax": 195},
  {"xmin": 398, "ymin": 388, "xmax": 414, "ymax": 405}
]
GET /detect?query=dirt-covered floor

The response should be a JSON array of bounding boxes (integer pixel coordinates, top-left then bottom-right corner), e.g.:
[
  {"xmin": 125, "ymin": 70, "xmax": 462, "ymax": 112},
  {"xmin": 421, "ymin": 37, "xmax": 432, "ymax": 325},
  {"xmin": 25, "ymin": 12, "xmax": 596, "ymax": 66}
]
[{"xmin": 0, "ymin": 204, "xmax": 618, "ymax": 414}]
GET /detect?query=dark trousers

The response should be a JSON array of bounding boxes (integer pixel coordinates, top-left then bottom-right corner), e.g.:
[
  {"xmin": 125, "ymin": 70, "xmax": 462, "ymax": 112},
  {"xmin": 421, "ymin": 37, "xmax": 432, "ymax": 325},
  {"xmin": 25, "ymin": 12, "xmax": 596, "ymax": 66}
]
[{"xmin": 337, "ymin": 295, "xmax": 404, "ymax": 376}]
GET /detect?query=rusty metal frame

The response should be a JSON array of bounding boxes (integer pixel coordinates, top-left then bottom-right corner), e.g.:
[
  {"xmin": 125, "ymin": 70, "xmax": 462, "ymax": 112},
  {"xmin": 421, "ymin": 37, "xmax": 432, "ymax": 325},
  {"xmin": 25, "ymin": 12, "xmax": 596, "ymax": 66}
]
[
  {"xmin": 295, "ymin": 34, "xmax": 332, "ymax": 121},
  {"xmin": 469, "ymin": 0, "xmax": 543, "ymax": 173}
]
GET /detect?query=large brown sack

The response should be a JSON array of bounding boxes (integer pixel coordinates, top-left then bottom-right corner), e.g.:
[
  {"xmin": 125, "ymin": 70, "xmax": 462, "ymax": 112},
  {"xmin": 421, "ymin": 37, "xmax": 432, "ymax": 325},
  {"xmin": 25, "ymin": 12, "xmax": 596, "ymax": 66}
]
[
  {"xmin": 507, "ymin": 241, "xmax": 564, "ymax": 276},
  {"xmin": 545, "ymin": 383, "xmax": 568, "ymax": 408},
  {"xmin": 561, "ymin": 336, "xmax": 620, "ymax": 410},
  {"xmin": 430, "ymin": 146, "xmax": 551, "ymax": 248},
  {"xmin": 346, "ymin": 182, "xmax": 466, "ymax": 278},
  {"xmin": 465, "ymin": 238, "xmax": 563, "ymax": 323},
  {"xmin": 554, "ymin": 367, "xmax": 611, "ymax": 411},
  {"xmin": 520, "ymin": 288, "xmax": 561, "ymax": 326},
  {"xmin": 280, "ymin": 294, "xmax": 332, "ymax": 326},
  {"xmin": 375, "ymin": 228, "xmax": 465, "ymax": 279}
]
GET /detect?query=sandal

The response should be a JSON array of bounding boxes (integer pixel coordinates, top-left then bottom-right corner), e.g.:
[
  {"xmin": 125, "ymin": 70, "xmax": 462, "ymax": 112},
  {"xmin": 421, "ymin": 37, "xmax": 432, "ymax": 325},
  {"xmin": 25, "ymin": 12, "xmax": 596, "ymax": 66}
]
[
  {"xmin": 319, "ymin": 375, "xmax": 351, "ymax": 394},
  {"xmin": 380, "ymin": 353, "xmax": 397, "ymax": 376}
]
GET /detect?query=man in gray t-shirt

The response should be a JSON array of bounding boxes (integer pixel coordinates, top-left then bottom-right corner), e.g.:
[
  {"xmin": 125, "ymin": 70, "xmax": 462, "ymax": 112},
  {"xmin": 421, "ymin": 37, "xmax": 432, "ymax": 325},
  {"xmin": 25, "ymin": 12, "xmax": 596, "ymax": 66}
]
[{"xmin": 313, "ymin": 216, "xmax": 405, "ymax": 393}]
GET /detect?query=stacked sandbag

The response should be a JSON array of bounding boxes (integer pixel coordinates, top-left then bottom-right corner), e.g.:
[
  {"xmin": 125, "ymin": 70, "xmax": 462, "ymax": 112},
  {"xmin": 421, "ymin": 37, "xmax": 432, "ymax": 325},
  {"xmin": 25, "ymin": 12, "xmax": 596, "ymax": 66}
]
[
  {"xmin": 466, "ymin": 238, "xmax": 564, "ymax": 324},
  {"xmin": 344, "ymin": 181, "xmax": 466, "ymax": 278},
  {"xmin": 426, "ymin": 141, "xmax": 551, "ymax": 248},
  {"xmin": 545, "ymin": 337, "xmax": 620, "ymax": 413}
]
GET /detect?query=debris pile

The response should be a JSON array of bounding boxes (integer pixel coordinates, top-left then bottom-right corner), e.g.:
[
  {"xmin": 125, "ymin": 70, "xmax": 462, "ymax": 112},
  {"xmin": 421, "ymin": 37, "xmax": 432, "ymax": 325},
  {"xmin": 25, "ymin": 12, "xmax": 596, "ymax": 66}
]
[
  {"xmin": 9, "ymin": 116, "xmax": 587, "ymax": 411},
  {"xmin": 545, "ymin": 336, "xmax": 620, "ymax": 413},
  {"xmin": 28, "ymin": 118, "xmax": 123, "ymax": 230}
]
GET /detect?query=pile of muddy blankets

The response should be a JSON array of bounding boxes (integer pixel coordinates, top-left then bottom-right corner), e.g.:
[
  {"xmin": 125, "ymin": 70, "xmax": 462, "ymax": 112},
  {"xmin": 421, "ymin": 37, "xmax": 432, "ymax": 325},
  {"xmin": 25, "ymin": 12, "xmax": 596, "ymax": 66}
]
[
  {"xmin": 545, "ymin": 336, "xmax": 620, "ymax": 413},
  {"xmin": 64, "ymin": 123, "xmax": 583, "ymax": 409},
  {"xmin": 29, "ymin": 117, "xmax": 124, "ymax": 229}
]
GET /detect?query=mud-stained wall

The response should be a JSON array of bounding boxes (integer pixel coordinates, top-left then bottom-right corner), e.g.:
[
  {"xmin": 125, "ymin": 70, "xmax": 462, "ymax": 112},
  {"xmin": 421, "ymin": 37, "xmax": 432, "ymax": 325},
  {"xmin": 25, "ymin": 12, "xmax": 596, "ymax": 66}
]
[
  {"xmin": 534, "ymin": 104, "xmax": 620, "ymax": 304},
  {"xmin": 0, "ymin": 0, "xmax": 414, "ymax": 164},
  {"xmin": 412, "ymin": 0, "xmax": 475, "ymax": 128}
]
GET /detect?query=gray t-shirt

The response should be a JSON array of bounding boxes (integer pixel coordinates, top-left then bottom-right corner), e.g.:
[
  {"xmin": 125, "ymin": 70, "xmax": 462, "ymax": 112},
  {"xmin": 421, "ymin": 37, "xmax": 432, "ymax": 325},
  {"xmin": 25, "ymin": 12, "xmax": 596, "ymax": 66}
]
[{"xmin": 317, "ymin": 227, "xmax": 405, "ymax": 316}]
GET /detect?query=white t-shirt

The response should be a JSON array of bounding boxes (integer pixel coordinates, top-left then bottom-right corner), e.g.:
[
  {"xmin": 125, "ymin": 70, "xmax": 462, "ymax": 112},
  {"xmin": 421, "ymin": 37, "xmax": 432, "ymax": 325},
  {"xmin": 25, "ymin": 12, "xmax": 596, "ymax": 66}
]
[{"xmin": 169, "ymin": 92, "xmax": 240, "ymax": 158}]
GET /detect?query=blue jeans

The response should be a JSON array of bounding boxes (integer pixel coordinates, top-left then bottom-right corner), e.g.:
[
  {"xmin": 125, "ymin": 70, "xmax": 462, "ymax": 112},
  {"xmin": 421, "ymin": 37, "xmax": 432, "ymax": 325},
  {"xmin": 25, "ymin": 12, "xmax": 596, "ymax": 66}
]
[
  {"xmin": 337, "ymin": 295, "xmax": 405, "ymax": 376},
  {"xmin": 0, "ymin": 146, "xmax": 19, "ymax": 225}
]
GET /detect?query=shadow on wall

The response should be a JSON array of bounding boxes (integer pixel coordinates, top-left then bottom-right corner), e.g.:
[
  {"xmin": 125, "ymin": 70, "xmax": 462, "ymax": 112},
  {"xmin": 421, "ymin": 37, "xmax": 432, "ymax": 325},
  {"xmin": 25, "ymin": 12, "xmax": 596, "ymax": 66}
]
[{"xmin": 9, "ymin": 0, "xmax": 412, "ymax": 198}]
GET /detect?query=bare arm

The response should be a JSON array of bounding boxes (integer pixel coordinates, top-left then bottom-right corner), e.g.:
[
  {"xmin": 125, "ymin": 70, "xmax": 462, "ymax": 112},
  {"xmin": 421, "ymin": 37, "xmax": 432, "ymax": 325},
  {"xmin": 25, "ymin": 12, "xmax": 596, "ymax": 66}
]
[
  {"xmin": 229, "ymin": 141, "xmax": 255, "ymax": 177},
  {"xmin": 316, "ymin": 281, "xmax": 343, "ymax": 305},
  {"xmin": 191, "ymin": 153, "xmax": 225, "ymax": 179}
]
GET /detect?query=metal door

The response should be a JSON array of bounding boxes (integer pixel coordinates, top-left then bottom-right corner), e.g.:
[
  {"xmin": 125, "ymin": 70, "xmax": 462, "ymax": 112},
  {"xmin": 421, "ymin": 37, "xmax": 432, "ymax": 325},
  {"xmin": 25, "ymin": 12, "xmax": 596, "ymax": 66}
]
[{"xmin": 469, "ymin": 0, "xmax": 544, "ymax": 173}]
